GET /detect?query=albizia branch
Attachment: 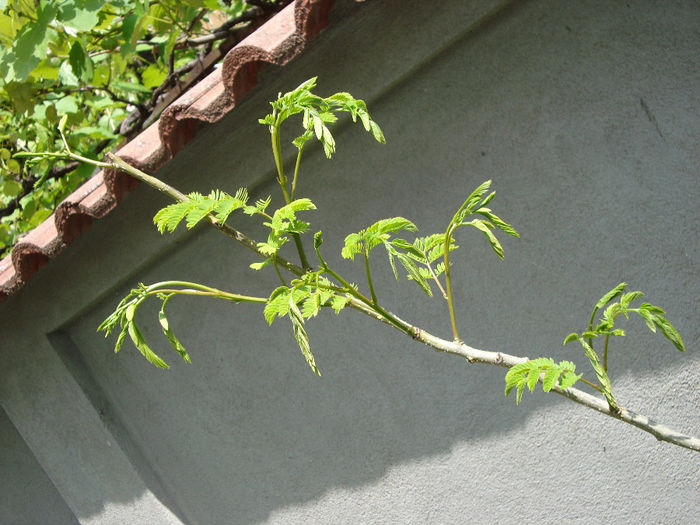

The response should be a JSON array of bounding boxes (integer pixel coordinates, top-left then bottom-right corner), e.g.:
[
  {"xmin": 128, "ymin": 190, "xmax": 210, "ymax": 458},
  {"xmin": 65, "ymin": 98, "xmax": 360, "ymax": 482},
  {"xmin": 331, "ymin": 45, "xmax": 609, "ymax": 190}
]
[{"xmin": 106, "ymin": 154, "xmax": 700, "ymax": 453}]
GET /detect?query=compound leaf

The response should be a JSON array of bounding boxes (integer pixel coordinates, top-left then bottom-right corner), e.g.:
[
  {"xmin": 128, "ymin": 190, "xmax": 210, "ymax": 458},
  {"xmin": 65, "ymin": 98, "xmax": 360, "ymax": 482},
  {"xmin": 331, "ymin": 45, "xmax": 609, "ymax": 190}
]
[
  {"xmin": 288, "ymin": 295, "xmax": 320, "ymax": 376},
  {"xmin": 128, "ymin": 321, "xmax": 169, "ymax": 369},
  {"xmin": 159, "ymin": 298, "xmax": 191, "ymax": 364},
  {"xmin": 467, "ymin": 219, "xmax": 504, "ymax": 259}
]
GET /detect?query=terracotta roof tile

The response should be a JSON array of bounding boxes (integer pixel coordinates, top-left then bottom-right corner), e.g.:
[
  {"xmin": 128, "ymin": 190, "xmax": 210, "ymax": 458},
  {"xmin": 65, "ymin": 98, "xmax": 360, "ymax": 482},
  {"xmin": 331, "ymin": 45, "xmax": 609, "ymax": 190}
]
[{"xmin": 0, "ymin": 0, "xmax": 332, "ymax": 301}]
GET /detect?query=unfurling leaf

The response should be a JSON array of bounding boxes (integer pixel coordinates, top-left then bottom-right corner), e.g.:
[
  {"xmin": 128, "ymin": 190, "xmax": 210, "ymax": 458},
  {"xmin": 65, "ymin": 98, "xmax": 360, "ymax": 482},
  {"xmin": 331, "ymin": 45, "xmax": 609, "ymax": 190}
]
[
  {"xmin": 260, "ymin": 77, "xmax": 384, "ymax": 159},
  {"xmin": 466, "ymin": 219, "xmax": 504, "ymax": 259},
  {"xmin": 475, "ymin": 208, "xmax": 519, "ymax": 238},
  {"xmin": 591, "ymin": 282, "xmax": 627, "ymax": 323},
  {"xmin": 159, "ymin": 296, "xmax": 191, "ymax": 364},
  {"xmin": 289, "ymin": 295, "xmax": 320, "ymax": 376},
  {"xmin": 578, "ymin": 338, "xmax": 617, "ymax": 412},
  {"xmin": 342, "ymin": 217, "xmax": 418, "ymax": 261},
  {"xmin": 369, "ymin": 120, "xmax": 385, "ymax": 143},
  {"xmin": 563, "ymin": 332, "xmax": 579, "ymax": 345},
  {"xmin": 128, "ymin": 321, "xmax": 169, "ymax": 369},
  {"xmin": 652, "ymin": 315, "xmax": 685, "ymax": 352},
  {"xmin": 453, "ymin": 180, "xmax": 492, "ymax": 223}
]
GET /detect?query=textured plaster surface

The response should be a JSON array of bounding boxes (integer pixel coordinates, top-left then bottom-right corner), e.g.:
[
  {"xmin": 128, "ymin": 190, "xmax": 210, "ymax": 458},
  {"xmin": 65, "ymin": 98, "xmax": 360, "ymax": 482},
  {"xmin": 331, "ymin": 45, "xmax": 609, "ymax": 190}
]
[{"xmin": 1, "ymin": 0, "xmax": 699, "ymax": 523}]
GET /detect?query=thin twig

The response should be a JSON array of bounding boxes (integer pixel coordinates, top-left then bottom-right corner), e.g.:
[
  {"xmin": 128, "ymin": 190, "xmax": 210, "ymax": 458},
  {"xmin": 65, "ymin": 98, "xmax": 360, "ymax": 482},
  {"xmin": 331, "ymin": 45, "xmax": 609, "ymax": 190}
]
[{"xmin": 346, "ymin": 299, "xmax": 700, "ymax": 452}]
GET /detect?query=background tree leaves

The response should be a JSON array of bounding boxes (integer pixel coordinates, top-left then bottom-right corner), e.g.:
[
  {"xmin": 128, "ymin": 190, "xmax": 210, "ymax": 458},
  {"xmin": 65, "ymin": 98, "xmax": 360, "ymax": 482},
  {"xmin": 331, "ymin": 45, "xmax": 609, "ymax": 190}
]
[{"xmin": 0, "ymin": 0, "xmax": 288, "ymax": 258}]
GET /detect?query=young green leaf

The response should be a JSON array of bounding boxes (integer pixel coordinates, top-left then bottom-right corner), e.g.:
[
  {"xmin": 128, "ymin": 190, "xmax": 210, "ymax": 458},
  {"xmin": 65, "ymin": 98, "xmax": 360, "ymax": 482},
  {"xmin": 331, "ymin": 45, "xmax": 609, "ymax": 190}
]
[
  {"xmin": 330, "ymin": 294, "xmax": 351, "ymax": 313},
  {"xmin": 159, "ymin": 297, "xmax": 191, "ymax": 364},
  {"xmin": 563, "ymin": 332, "xmax": 579, "ymax": 345},
  {"xmin": 466, "ymin": 219, "xmax": 504, "ymax": 259},
  {"xmin": 368, "ymin": 120, "xmax": 386, "ymax": 143},
  {"xmin": 620, "ymin": 291, "xmax": 644, "ymax": 308},
  {"xmin": 578, "ymin": 337, "xmax": 617, "ymax": 412},
  {"xmin": 264, "ymin": 286, "xmax": 292, "ymax": 325},
  {"xmin": 453, "ymin": 180, "xmax": 492, "ymax": 223},
  {"xmin": 396, "ymin": 252, "xmax": 432, "ymax": 296},
  {"xmin": 153, "ymin": 201, "xmax": 191, "ymax": 233},
  {"xmin": 505, "ymin": 358, "xmax": 581, "ymax": 403},
  {"xmin": 114, "ymin": 325, "xmax": 128, "ymax": 354},
  {"xmin": 652, "ymin": 315, "xmax": 685, "ymax": 352},
  {"xmin": 250, "ymin": 257, "xmax": 274, "ymax": 271},
  {"xmin": 288, "ymin": 295, "xmax": 320, "ymax": 376},
  {"xmin": 475, "ymin": 208, "xmax": 519, "ymax": 238},
  {"xmin": 301, "ymin": 293, "xmax": 322, "ymax": 319},
  {"xmin": 542, "ymin": 366, "xmax": 561, "ymax": 392},
  {"xmin": 128, "ymin": 322, "xmax": 169, "ymax": 369},
  {"xmin": 591, "ymin": 282, "xmax": 627, "ymax": 320}
]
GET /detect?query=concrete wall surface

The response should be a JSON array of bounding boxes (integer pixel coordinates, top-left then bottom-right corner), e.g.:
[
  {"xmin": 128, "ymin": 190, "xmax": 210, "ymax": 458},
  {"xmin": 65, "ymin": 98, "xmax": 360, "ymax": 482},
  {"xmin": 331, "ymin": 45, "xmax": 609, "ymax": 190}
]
[{"xmin": 1, "ymin": 0, "xmax": 698, "ymax": 523}]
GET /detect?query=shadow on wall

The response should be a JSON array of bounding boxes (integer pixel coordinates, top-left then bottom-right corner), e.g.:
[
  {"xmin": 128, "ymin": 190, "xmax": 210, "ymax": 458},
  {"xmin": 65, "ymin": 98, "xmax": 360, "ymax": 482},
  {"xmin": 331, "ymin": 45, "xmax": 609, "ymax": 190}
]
[{"xmin": 0, "ymin": 407, "xmax": 79, "ymax": 525}]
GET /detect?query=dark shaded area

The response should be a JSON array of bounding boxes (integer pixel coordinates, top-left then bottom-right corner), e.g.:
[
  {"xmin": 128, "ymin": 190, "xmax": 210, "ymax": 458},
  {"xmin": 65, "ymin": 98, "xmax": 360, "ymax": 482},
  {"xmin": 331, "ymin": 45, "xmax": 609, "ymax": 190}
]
[{"xmin": 0, "ymin": 407, "xmax": 79, "ymax": 525}]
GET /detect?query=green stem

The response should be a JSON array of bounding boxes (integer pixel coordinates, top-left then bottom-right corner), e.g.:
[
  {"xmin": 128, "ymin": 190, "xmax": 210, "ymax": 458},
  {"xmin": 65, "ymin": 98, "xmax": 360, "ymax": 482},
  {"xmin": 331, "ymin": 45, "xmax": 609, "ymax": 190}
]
[
  {"xmin": 364, "ymin": 249, "xmax": 378, "ymax": 304},
  {"xmin": 443, "ymin": 227, "xmax": 460, "ymax": 341},
  {"xmin": 315, "ymin": 244, "xmax": 410, "ymax": 336},
  {"xmin": 108, "ymin": 153, "xmax": 188, "ymax": 201},
  {"xmin": 425, "ymin": 259, "xmax": 448, "ymax": 300},
  {"xmin": 108, "ymin": 154, "xmax": 307, "ymax": 276},
  {"xmin": 271, "ymin": 123, "xmax": 311, "ymax": 271},
  {"xmin": 578, "ymin": 376, "xmax": 604, "ymax": 394},
  {"xmin": 603, "ymin": 333, "xmax": 610, "ymax": 373},
  {"xmin": 587, "ymin": 307, "xmax": 597, "ymax": 351},
  {"xmin": 292, "ymin": 234, "xmax": 312, "ymax": 271},
  {"xmin": 291, "ymin": 146, "xmax": 303, "ymax": 200},
  {"xmin": 144, "ymin": 281, "xmax": 267, "ymax": 303},
  {"xmin": 271, "ymin": 124, "xmax": 287, "ymax": 197},
  {"xmin": 272, "ymin": 258, "xmax": 286, "ymax": 286}
]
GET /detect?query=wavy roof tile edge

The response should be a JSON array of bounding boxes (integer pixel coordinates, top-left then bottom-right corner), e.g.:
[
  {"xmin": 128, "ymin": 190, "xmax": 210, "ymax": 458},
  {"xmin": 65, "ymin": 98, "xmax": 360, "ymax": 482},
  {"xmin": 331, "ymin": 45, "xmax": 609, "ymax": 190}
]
[{"xmin": 0, "ymin": 0, "xmax": 332, "ymax": 302}]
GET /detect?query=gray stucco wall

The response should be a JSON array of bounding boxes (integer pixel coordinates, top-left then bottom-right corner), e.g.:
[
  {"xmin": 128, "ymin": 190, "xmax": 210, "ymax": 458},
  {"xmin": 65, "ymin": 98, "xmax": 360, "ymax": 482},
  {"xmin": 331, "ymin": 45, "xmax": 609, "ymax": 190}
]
[{"xmin": 1, "ymin": 0, "xmax": 698, "ymax": 523}]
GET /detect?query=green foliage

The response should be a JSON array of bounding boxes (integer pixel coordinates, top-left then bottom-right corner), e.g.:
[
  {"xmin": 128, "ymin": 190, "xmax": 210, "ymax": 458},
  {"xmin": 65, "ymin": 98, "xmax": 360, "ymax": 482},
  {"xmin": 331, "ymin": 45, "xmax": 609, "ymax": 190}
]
[
  {"xmin": 401, "ymin": 234, "xmax": 457, "ymax": 298},
  {"xmin": 341, "ymin": 217, "xmax": 418, "ymax": 260},
  {"xmin": 341, "ymin": 216, "xmax": 440, "ymax": 297},
  {"xmin": 98, "ymin": 279, "xmax": 266, "ymax": 369},
  {"xmin": 153, "ymin": 188, "xmax": 249, "ymax": 233},
  {"xmin": 259, "ymin": 76, "xmax": 385, "ymax": 159},
  {"xmin": 288, "ymin": 295, "xmax": 318, "ymax": 375},
  {"xmin": 0, "ymin": 0, "xmax": 272, "ymax": 257},
  {"xmin": 505, "ymin": 358, "xmax": 581, "ymax": 404},
  {"xmin": 98, "ymin": 283, "xmax": 175, "ymax": 369},
  {"xmin": 159, "ymin": 294, "xmax": 191, "ymax": 364},
  {"xmin": 89, "ymin": 80, "xmax": 691, "ymax": 453},
  {"xmin": 560, "ymin": 282, "xmax": 685, "ymax": 412},
  {"xmin": 567, "ymin": 282, "xmax": 685, "ymax": 353},
  {"xmin": 447, "ymin": 179, "xmax": 519, "ymax": 260},
  {"xmin": 256, "ymin": 198, "xmax": 317, "ymax": 259},
  {"xmin": 262, "ymin": 273, "xmax": 351, "ymax": 375}
]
